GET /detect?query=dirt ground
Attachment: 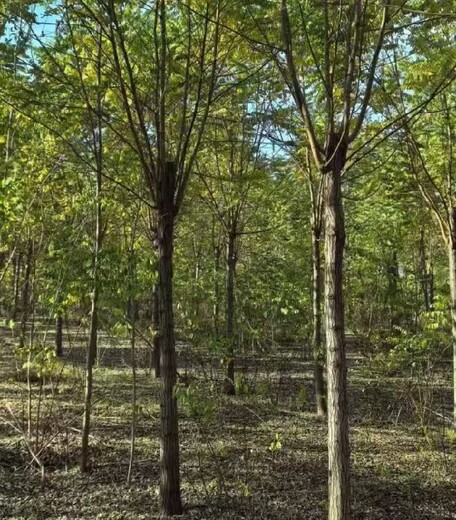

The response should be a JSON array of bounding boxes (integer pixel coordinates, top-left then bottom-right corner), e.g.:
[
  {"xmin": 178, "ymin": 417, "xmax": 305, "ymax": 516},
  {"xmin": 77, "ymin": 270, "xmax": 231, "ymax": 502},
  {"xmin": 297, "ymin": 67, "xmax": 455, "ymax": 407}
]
[{"xmin": 0, "ymin": 325, "xmax": 455, "ymax": 519}]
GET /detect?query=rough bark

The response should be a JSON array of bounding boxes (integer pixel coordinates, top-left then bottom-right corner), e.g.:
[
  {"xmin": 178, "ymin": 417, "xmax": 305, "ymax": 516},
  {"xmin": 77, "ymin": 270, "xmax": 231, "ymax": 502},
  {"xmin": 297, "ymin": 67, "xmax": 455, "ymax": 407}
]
[
  {"xmin": 80, "ymin": 294, "xmax": 98, "ymax": 472},
  {"xmin": 149, "ymin": 222, "xmax": 161, "ymax": 378},
  {"xmin": 324, "ymin": 143, "xmax": 350, "ymax": 520},
  {"xmin": 152, "ymin": 281, "xmax": 161, "ymax": 378},
  {"xmin": 223, "ymin": 231, "xmax": 236, "ymax": 395},
  {"xmin": 158, "ymin": 161, "xmax": 182, "ymax": 517},
  {"xmin": 449, "ymin": 208, "xmax": 456, "ymax": 428},
  {"xmin": 55, "ymin": 313, "xmax": 63, "ymax": 358},
  {"xmin": 312, "ymin": 223, "xmax": 327, "ymax": 417}
]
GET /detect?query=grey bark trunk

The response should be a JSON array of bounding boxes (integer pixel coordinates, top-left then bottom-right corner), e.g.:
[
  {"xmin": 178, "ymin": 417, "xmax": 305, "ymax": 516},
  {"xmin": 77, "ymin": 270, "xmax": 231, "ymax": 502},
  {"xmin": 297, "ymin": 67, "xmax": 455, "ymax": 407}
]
[
  {"xmin": 324, "ymin": 161, "xmax": 350, "ymax": 520},
  {"xmin": 312, "ymin": 223, "xmax": 327, "ymax": 417},
  {"xmin": 158, "ymin": 161, "xmax": 182, "ymax": 517},
  {"xmin": 223, "ymin": 231, "xmax": 236, "ymax": 395},
  {"xmin": 150, "ymin": 223, "xmax": 161, "ymax": 378}
]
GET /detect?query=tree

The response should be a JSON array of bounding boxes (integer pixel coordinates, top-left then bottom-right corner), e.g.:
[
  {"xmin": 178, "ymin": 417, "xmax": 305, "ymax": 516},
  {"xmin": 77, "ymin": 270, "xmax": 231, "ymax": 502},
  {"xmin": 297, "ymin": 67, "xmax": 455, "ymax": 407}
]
[
  {"xmin": 245, "ymin": 0, "xmax": 456, "ymax": 517},
  {"xmin": 303, "ymin": 148, "xmax": 326, "ymax": 417},
  {"xmin": 74, "ymin": 1, "xmax": 233, "ymax": 514},
  {"xmin": 272, "ymin": 3, "xmax": 394, "ymax": 516},
  {"xmin": 196, "ymin": 97, "xmax": 269, "ymax": 394}
]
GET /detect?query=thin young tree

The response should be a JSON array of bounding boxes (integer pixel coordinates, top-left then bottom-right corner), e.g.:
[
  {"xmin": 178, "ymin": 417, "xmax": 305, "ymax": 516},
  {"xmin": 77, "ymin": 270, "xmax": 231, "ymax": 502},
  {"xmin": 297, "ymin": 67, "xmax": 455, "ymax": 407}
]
[
  {"xmin": 59, "ymin": 19, "xmax": 106, "ymax": 473},
  {"xmin": 303, "ymin": 148, "xmax": 326, "ymax": 417},
  {"xmin": 197, "ymin": 101, "xmax": 268, "ymax": 395}
]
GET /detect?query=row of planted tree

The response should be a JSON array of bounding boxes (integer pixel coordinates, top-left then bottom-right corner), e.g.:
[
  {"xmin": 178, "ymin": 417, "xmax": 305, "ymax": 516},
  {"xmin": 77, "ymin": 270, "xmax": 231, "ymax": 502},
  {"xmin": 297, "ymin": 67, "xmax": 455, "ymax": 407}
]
[{"xmin": 1, "ymin": 1, "xmax": 456, "ymax": 519}]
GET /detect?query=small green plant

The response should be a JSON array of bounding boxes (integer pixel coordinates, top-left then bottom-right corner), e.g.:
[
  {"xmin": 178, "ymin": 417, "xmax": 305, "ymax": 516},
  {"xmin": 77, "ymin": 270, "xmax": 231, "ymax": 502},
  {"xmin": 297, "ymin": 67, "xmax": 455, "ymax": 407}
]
[
  {"xmin": 294, "ymin": 387, "xmax": 307, "ymax": 410},
  {"xmin": 235, "ymin": 374, "xmax": 250, "ymax": 396},
  {"xmin": 379, "ymin": 465, "xmax": 393, "ymax": 479},
  {"xmin": 174, "ymin": 383, "xmax": 216, "ymax": 423},
  {"xmin": 215, "ymin": 440, "xmax": 229, "ymax": 458},
  {"xmin": 15, "ymin": 342, "xmax": 59, "ymax": 381},
  {"xmin": 268, "ymin": 433, "xmax": 282, "ymax": 453},
  {"xmin": 110, "ymin": 322, "xmax": 129, "ymax": 338},
  {"xmin": 207, "ymin": 478, "xmax": 221, "ymax": 496},
  {"xmin": 236, "ymin": 480, "xmax": 250, "ymax": 497},
  {"xmin": 368, "ymin": 322, "xmax": 450, "ymax": 378},
  {"xmin": 444, "ymin": 428, "xmax": 456, "ymax": 447},
  {"xmin": 254, "ymin": 381, "xmax": 270, "ymax": 397}
]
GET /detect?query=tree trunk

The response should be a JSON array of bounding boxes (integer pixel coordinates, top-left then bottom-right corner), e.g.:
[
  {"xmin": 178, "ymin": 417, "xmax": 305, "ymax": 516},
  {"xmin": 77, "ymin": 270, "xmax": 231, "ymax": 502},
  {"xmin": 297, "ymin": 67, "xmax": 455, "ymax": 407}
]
[
  {"xmin": 312, "ymin": 223, "xmax": 326, "ymax": 417},
  {"xmin": 81, "ymin": 43, "xmax": 103, "ymax": 472},
  {"xmin": 80, "ymin": 155, "xmax": 102, "ymax": 473},
  {"xmin": 158, "ymin": 161, "xmax": 182, "ymax": 517},
  {"xmin": 149, "ymin": 222, "xmax": 161, "ymax": 378},
  {"xmin": 388, "ymin": 250, "xmax": 400, "ymax": 329},
  {"xmin": 448, "ymin": 208, "xmax": 456, "ymax": 428},
  {"xmin": 80, "ymin": 224, "xmax": 100, "ymax": 472},
  {"xmin": 55, "ymin": 313, "xmax": 63, "ymax": 357},
  {"xmin": 212, "ymin": 219, "xmax": 221, "ymax": 340},
  {"xmin": 12, "ymin": 251, "xmax": 22, "ymax": 321},
  {"xmin": 324, "ymin": 162, "xmax": 350, "ymax": 520},
  {"xmin": 152, "ymin": 281, "xmax": 161, "ymax": 378},
  {"xmin": 419, "ymin": 228, "xmax": 433, "ymax": 312},
  {"xmin": 127, "ymin": 298, "xmax": 137, "ymax": 486},
  {"xmin": 223, "ymin": 231, "xmax": 236, "ymax": 395},
  {"xmin": 20, "ymin": 240, "xmax": 33, "ymax": 347},
  {"xmin": 80, "ymin": 286, "xmax": 98, "ymax": 472}
]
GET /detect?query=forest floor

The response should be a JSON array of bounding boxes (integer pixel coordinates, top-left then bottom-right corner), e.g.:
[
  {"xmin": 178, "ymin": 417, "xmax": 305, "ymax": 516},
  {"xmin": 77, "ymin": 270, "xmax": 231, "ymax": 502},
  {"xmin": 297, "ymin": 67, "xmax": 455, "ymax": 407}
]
[{"xmin": 0, "ymin": 324, "xmax": 455, "ymax": 519}]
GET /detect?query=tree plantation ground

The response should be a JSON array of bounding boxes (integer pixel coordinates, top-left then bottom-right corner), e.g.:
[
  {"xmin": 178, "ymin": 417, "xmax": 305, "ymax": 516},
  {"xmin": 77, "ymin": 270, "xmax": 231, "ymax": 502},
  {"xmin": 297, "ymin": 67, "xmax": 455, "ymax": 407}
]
[{"xmin": 0, "ymin": 324, "xmax": 454, "ymax": 520}]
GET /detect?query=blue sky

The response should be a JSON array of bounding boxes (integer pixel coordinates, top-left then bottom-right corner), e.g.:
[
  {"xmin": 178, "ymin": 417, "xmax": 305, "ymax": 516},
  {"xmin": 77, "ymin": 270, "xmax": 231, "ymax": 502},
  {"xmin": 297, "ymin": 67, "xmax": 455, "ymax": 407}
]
[{"xmin": 1, "ymin": 2, "xmax": 57, "ymax": 43}]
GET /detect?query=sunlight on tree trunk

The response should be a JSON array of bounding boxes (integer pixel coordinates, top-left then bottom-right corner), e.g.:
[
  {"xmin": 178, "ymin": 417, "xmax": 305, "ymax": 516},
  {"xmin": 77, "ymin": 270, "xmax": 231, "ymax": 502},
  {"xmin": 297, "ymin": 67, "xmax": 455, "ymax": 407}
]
[{"xmin": 325, "ymin": 161, "xmax": 350, "ymax": 520}]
